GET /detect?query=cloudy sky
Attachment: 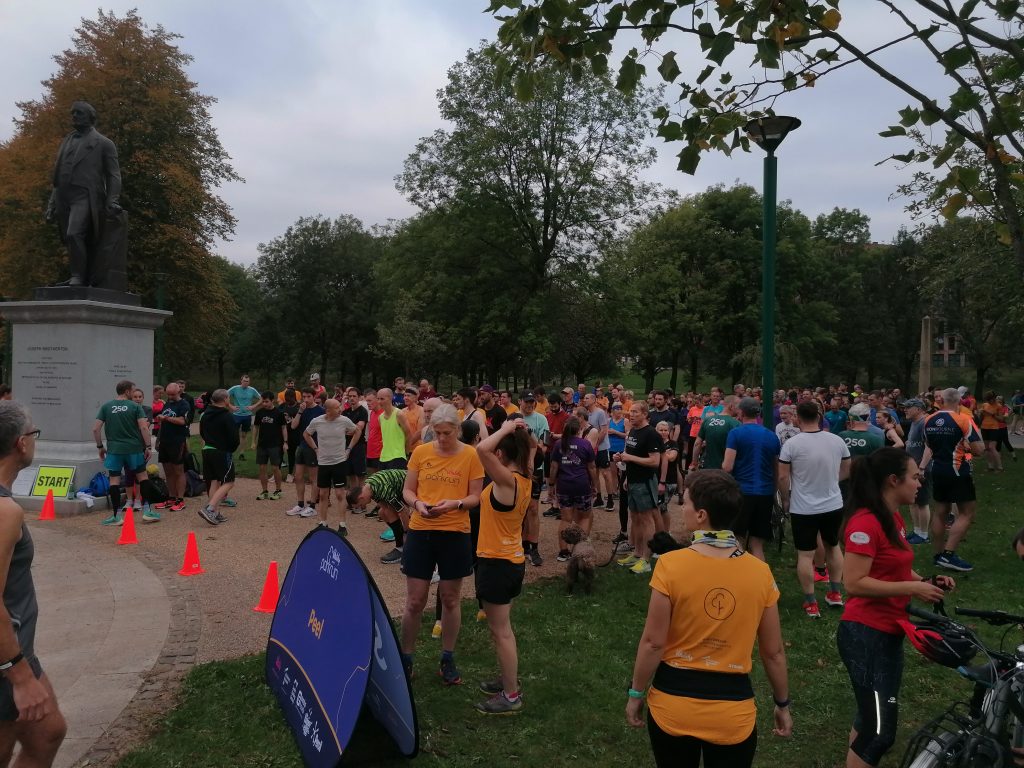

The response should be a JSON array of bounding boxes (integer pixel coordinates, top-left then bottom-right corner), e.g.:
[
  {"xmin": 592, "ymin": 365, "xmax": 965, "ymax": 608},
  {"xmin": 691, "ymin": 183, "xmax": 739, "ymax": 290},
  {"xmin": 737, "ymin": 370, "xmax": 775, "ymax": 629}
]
[{"xmin": 1, "ymin": 1, "xmax": 954, "ymax": 264}]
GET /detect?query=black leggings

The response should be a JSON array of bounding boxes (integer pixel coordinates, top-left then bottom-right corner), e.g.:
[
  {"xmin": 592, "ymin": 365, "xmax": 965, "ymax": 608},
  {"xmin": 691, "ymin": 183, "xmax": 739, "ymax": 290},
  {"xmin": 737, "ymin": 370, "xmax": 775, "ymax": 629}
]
[
  {"xmin": 837, "ymin": 621, "xmax": 903, "ymax": 766},
  {"xmin": 994, "ymin": 427, "xmax": 1016, "ymax": 454},
  {"xmin": 648, "ymin": 713, "xmax": 756, "ymax": 768},
  {"xmin": 618, "ymin": 471, "xmax": 628, "ymax": 533}
]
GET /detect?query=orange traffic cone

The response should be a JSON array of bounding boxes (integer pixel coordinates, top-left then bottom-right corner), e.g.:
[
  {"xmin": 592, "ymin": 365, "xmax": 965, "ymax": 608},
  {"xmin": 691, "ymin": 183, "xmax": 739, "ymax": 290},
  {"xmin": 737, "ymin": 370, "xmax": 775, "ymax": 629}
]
[
  {"xmin": 177, "ymin": 531, "xmax": 205, "ymax": 576},
  {"xmin": 38, "ymin": 490, "xmax": 55, "ymax": 521},
  {"xmin": 117, "ymin": 506, "xmax": 138, "ymax": 545},
  {"xmin": 253, "ymin": 561, "xmax": 280, "ymax": 613}
]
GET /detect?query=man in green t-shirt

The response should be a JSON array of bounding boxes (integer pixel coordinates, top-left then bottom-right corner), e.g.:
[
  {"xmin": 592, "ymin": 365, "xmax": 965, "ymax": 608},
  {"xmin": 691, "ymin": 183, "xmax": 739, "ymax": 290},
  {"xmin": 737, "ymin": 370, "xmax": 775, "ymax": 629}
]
[
  {"xmin": 838, "ymin": 402, "xmax": 884, "ymax": 458},
  {"xmin": 692, "ymin": 396, "xmax": 741, "ymax": 470},
  {"xmin": 92, "ymin": 379, "xmax": 158, "ymax": 525}
]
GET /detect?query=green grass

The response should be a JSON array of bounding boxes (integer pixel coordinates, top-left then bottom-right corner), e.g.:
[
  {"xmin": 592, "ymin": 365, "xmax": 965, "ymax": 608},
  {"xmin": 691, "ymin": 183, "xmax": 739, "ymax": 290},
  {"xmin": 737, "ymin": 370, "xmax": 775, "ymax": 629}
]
[{"xmin": 119, "ymin": 459, "xmax": 1024, "ymax": 767}]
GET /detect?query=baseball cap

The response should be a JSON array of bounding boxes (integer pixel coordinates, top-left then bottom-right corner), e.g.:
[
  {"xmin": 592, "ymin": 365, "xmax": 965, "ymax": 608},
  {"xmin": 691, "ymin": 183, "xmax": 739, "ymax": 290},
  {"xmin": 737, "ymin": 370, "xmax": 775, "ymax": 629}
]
[
  {"xmin": 520, "ymin": 391, "xmax": 536, "ymax": 402},
  {"xmin": 957, "ymin": 386, "xmax": 969, "ymax": 396},
  {"xmin": 479, "ymin": 384, "xmax": 495, "ymax": 393},
  {"xmin": 612, "ymin": 403, "xmax": 623, "ymax": 410},
  {"xmin": 561, "ymin": 387, "xmax": 574, "ymax": 395},
  {"xmin": 309, "ymin": 373, "xmax": 320, "ymax": 382},
  {"xmin": 849, "ymin": 402, "xmax": 871, "ymax": 421},
  {"xmin": 738, "ymin": 396, "xmax": 761, "ymax": 417},
  {"xmin": 903, "ymin": 398, "xmax": 926, "ymax": 409}
]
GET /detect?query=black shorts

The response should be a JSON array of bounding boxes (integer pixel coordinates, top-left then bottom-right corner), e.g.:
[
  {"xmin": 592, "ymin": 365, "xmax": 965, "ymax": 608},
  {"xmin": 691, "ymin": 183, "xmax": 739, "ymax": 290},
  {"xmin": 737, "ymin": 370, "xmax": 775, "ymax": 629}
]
[
  {"xmin": 256, "ymin": 445, "xmax": 282, "ymax": 466},
  {"xmin": 316, "ymin": 462, "xmax": 348, "ymax": 489},
  {"xmin": 202, "ymin": 450, "xmax": 235, "ymax": 486},
  {"xmin": 233, "ymin": 414, "xmax": 253, "ymax": 433},
  {"xmin": 790, "ymin": 509, "xmax": 843, "ymax": 551},
  {"xmin": 475, "ymin": 557, "xmax": 526, "ymax": 605},
  {"xmin": 932, "ymin": 473, "xmax": 976, "ymax": 504},
  {"xmin": 347, "ymin": 443, "xmax": 367, "ymax": 476},
  {"xmin": 157, "ymin": 440, "xmax": 186, "ymax": 465},
  {"xmin": 981, "ymin": 428, "xmax": 1001, "ymax": 442},
  {"xmin": 595, "ymin": 449, "xmax": 611, "ymax": 469},
  {"xmin": 379, "ymin": 457, "xmax": 408, "ymax": 470},
  {"xmin": 295, "ymin": 443, "xmax": 318, "ymax": 467},
  {"xmin": 531, "ymin": 468, "xmax": 543, "ymax": 500},
  {"xmin": 737, "ymin": 494, "xmax": 774, "ymax": 541},
  {"xmin": 0, "ymin": 655, "xmax": 42, "ymax": 721},
  {"xmin": 914, "ymin": 473, "xmax": 932, "ymax": 507},
  {"xmin": 367, "ymin": 457, "xmax": 381, "ymax": 471},
  {"xmin": 401, "ymin": 529, "xmax": 473, "ymax": 581}
]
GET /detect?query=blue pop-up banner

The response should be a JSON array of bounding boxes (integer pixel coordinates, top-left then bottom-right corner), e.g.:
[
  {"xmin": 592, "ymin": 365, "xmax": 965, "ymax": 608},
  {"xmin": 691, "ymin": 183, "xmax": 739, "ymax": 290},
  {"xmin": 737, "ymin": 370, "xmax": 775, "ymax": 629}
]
[{"xmin": 266, "ymin": 527, "xmax": 418, "ymax": 765}]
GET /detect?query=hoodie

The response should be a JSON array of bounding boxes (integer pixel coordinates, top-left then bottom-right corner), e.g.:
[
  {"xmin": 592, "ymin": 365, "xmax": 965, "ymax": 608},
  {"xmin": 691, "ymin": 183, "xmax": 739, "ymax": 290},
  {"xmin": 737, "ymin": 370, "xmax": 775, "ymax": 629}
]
[{"xmin": 200, "ymin": 405, "xmax": 240, "ymax": 453}]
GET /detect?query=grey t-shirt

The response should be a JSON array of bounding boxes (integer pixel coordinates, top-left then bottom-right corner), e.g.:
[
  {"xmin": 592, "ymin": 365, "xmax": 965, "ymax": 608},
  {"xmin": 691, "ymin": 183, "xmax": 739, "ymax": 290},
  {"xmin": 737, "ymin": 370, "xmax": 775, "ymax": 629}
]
[
  {"xmin": 0, "ymin": 485, "xmax": 38, "ymax": 661},
  {"xmin": 905, "ymin": 417, "xmax": 926, "ymax": 464},
  {"xmin": 305, "ymin": 415, "xmax": 356, "ymax": 466},
  {"xmin": 588, "ymin": 407, "xmax": 610, "ymax": 451}
]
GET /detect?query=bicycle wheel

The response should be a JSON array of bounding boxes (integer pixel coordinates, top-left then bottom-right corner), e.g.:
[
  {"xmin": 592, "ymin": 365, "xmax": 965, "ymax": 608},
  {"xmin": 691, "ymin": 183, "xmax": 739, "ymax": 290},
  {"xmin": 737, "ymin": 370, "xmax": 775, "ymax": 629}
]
[
  {"xmin": 771, "ymin": 492, "xmax": 786, "ymax": 554},
  {"xmin": 903, "ymin": 730, "xmax": 965, "ymax": 768}
]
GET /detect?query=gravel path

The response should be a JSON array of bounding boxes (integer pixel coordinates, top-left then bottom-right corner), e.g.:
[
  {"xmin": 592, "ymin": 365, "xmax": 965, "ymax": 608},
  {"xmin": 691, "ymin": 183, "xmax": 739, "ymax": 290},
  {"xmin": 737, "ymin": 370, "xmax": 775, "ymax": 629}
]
[{"xmin": 59, "ymin": 478, "xmax": 640, "ymax": 663}]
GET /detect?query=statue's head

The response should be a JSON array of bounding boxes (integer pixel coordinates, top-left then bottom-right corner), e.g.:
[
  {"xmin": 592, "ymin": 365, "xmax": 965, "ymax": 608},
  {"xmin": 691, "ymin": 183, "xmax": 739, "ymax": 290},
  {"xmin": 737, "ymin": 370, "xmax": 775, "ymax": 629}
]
[{"xmin": 70, "ymin": 101, "xmax": 97, "ymax": 131}]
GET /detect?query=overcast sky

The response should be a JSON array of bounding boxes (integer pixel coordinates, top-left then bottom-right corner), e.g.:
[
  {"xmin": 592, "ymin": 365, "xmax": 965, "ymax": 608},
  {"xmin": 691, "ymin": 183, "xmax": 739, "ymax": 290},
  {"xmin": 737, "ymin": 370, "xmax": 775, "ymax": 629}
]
[{"xmin": 0, "ymin": 1, "xmax": 955, "ymax": 264}]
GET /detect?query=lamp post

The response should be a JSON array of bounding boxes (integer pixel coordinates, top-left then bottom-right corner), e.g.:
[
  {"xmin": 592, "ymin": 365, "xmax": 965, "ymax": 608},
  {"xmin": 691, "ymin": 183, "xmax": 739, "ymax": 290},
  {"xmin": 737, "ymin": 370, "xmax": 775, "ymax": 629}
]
[{"xmin": 744, "ymin": 115, "xmax": 801, "ymax": 429}]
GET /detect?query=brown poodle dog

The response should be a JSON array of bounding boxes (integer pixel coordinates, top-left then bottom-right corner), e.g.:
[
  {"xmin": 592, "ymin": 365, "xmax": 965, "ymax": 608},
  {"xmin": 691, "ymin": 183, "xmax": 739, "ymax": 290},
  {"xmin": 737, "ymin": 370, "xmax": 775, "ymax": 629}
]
[{"xmin": 561, "ymin": 523, "xmax": 597, "ymax": 595}]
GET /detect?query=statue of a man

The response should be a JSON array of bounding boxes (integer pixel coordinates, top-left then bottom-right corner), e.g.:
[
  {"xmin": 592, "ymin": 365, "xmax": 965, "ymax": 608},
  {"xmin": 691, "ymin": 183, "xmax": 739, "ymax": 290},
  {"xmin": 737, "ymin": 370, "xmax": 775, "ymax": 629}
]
[{"xmin": 44, "ymin": 101, "xmax": 124, "ymax": 287}]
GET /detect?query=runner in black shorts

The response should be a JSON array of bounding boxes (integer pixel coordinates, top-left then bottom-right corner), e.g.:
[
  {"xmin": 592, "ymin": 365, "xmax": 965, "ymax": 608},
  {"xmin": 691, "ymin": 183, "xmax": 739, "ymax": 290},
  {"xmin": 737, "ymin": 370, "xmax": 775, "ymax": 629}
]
[{"xmin": 197, "ymin": 389, "xmax": 238, "ymax": 525}]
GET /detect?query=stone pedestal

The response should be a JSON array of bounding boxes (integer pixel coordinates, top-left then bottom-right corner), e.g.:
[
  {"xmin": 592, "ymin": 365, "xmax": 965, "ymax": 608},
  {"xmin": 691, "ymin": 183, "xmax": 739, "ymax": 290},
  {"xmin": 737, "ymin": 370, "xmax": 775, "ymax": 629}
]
[{"xmin": 0, "ymin": 299, "xmax": 171, "ymax": 511}]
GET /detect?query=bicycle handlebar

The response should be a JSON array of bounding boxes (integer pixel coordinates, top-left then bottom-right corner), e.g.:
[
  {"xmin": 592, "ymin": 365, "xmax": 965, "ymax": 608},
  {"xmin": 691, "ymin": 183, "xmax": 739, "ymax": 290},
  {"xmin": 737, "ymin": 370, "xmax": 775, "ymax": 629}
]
[
  {"xmin": 907, "ymin": 604, "xmax": 953, "ymax": 624},
  {"xmin": 954, "ymin": 607, "xmax": 1024, "ymax": 627}
]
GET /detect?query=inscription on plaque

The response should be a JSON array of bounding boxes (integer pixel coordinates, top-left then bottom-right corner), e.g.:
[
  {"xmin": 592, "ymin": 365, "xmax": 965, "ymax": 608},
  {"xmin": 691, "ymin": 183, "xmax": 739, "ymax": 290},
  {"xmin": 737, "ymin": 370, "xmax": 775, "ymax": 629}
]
[{"xmin": 18, "ymin": 346, "xmax": 78, "ymax": 410}]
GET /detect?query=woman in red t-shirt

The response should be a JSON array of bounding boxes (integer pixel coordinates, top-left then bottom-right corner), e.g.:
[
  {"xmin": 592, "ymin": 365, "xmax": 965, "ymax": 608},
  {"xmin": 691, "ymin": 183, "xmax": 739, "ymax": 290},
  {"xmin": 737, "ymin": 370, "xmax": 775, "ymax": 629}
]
[{"xmin": 838, "ymin": 448, "xmax": 955, "ymax": 768}]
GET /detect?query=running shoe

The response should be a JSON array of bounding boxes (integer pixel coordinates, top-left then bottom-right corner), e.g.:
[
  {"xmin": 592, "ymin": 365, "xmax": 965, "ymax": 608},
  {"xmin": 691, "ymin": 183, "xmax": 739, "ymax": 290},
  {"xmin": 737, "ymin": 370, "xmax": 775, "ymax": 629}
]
[
  {"xmin": 222, "ymin": 497, "xmax": 237, "ymax": 508},
  {"xmin": 825, "ymin": 591, "xmax": 845, "ymax": 607},
  {"xmin": 197, "ymin": 506, "xmax": 219, "ymax": 526},
  {"xmin": 298, "ymin": 506, "xmax": 317, "ymax": 518},
  {"xmin": 317, "ymin": 520, "xmax": 328, "ymax": 528},
  {"xmin": 905, "ymin": 532, "xmax": 929, "ymax": 545},
  {"xmin": 169, "ymin": 499, "xmax": 186, "ymax": 512},
  {"xmin": 439, "ymin": 657, "xmax": 462, "ymax": 686},
  {"xmin": 142, "ymin": 509, "xmax": 161, "ymax": 523},
  {"xmin": 256, "ymin": 491, "xmax": 270, "ymax": 501},
  {"xmin": 431, "ymin": 620, "xmax": 442, "ymax": 639},
  {"xmin": 528, "ymin": 549, "xmax": 543, "ymax": 567},
  {"xmin": 804, "ymin": 601, "xmax": 821, "ymax": 619},
  {"xmin": 813, "ymin": 568, "xmax": 829, "ymax": 583},
  {"xmin": 935, "ymin": 552, "xmax": 974, "ymax": 572},
  {"xmin": 285, "ymin": 504, "xmax": 304, "ymax": 516},
  {"xmin": 594, "ymin": 495, "xmax": 605, "ymax": 507},
  {"xmin": 479, "ymin": 678, "xmax": 521, "ymax": 695},
  {"xmin": 337, "ymin": 523, "xmax": 348, "ymax": 537},
  {"xmin": 350, "ymin": 506, "xmax": 364, "ymax": 515},
  {"xmin": 380, "ymin": 548, "xmax": 403, "ymax": 564},
  {"xmin": 475, "ymin": 692, "xmax": 522, "ymax": 715},
  {"xmin": 604, "ymin": 498, "xmax": 615, "ymax": 512},
  {"xmin": 556, "ymin": 550, "xmax": 570, "ymax": 562},
  {"xmin": 629, "ymin": 558, "xmax": 652, "ymax": 574},
  {"xmin": 285, "ymin": 474, "xmax": 294, "ymax": 483},
  {"xmin": 542, "ymin": 506, "xmax": 560, "ymax": 518},
  {"xmin": 100, "ymin": 513, "xmax": 123, "ymax": 526},
  {"xmin": 270, "ymin": 490, "xmax": 282, "ymax": 500},
  {"xmin": 364, "ymin": 507, "xmax": 378, "ymax": 519},
  {"xmin": 617, "ymin": 553, "xmax": 639, "ymax": 567},
  {"xmin": 476, "ymin": 609, "xmax": 487, "ymax": 622},
  {"xmin": 380, "ymin": 528, "xmax": 396, "ymax": 542},
  {"xmin": 215, "ymin": 512, "xmax": 228, "ymax": 523},
  {"xmin": 153, "ymin": 500, "xmax": 171, "ymax": 510},
  {"xmin": 133, "ymin": 499, "xmax": 143, "ymax": 511}
]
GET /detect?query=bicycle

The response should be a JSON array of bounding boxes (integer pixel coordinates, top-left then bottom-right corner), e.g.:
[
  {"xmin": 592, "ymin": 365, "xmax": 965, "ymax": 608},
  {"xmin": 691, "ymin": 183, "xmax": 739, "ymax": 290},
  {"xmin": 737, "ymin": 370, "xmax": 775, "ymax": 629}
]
[
  {"xmin": 900, "ymin": 603, "xmax": 1024, "ymax": 767},
  {"xmin": 771, "ymin": 490, "xmax": 788, "ymax": 554}
]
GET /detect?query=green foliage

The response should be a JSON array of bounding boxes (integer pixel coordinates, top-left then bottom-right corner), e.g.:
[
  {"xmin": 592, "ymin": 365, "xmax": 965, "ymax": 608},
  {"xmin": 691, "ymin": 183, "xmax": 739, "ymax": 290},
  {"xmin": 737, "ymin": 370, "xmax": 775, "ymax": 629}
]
[
  {"xmin": 0, "ymin": 10, "xmax": 241, "ymax": 371},
  {"xmin": 486, "ymin": 1, "xmax": 1024, "ymax": 273}
]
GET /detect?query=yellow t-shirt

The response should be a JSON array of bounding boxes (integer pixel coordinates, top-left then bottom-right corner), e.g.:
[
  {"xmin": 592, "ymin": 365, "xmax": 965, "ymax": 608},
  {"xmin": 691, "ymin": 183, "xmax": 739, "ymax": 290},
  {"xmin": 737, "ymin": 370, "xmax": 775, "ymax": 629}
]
[
  {"xmin": 980, "ymin": 402, "xmax": 1003, "ymax": 430},
  {"xmin": 503, "ymin": 405, "xmax": 520, "ymax": 416},
  {"xmin": 407, "ymin": 442, "xmax": 485, "ymax": 533},
  {"xmin": 646, "ymin": 548, "xmax": 779, "ymax": 745},
  {"xmin": 535, "ymin": 396, "xmax": 549, "ymax": 415},
  {"xmin": 476, "ymin": 474, "xmax": 532, "ymax": 563}
]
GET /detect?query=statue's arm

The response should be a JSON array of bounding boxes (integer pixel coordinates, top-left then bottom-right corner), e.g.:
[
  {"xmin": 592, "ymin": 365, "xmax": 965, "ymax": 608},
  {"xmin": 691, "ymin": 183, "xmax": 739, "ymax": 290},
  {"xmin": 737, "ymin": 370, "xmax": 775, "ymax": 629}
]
[{"xmin": 103, "ymin": 139, "xmax": 122, "ymax": 209}]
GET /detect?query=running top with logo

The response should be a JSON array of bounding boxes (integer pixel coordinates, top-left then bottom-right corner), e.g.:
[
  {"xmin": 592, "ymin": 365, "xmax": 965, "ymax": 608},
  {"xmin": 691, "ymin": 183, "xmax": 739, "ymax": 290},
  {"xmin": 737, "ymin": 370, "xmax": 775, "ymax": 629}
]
[
  {"xmin": 0, "ymin": 484, "xmax": 39, "ymax": 664},
  {"xmin": 483, "ymin": 405, "xmax": 507, "ymax": 434},
  {"xmin": 838, "ymin": 429, "xmax": 884, "ymax": 458},
  {"xmin": 904, "ymin": 418, "xmax": 926, "ymax": 465},
  {"xmin": 365, "ymin": 469, "xmax": 407, "ymax": 508},
  {"xmin": 227, "ymin": 385, "xmax": 260, "ymax": 417},
  {"xmin": 687, "ymin": 406, "xmax": 703, "ymax": 438},
  {"xmin": 476, "ymin": 473, "xmax": 532, "ymax": 563},
  {"xmin": 775, "ymin": 422, "xmax": 800, "ymax": 445},
  {"xmin": 725, "ymin": 424, "xmax": 780, "ymax": 496},
  {"xmin": 550, "ymin": 437, "xmax": 596, "ymax": 496},
  {"xmin": 407, "ymin": 442, "xmax": 485, "ymax": 533},
  {"xmin": 159, "ymin": 398, "xmax": 191, "ymax": 444},
  {"xmin": 587, "ymin": 407, "xmax": 611, "ymax": 451},
  {"xmin": 923, "ymin": 411, "xmax": 982, "ymax": 477},
  {"xmin": 778, "ymin": 430, "xmax": 850, "ymax": 515},
  {"xmin": 696, "ymin": 414, "xmax": 740, "ymax": 470},
  {"xmin": 624, "ymin": 424, "xmax": 662, "ymax": 483},
  {"xmin": 96, "ymin": 399, "xmax": 148, "ymax": 454},
  {"xmin": 304, "ymin": 415, "xmax": 356, "ymax": 466},
  {"xmin": 255, "ymin": 407, "xmax": 286, "ymax": 448},
  {"xmin": 841, "ymin": 509, "xmax": 914, "ymax": 635},
  {"xmin": 646, "ymin": 547, "xmax": 779, "ymax": 743}
]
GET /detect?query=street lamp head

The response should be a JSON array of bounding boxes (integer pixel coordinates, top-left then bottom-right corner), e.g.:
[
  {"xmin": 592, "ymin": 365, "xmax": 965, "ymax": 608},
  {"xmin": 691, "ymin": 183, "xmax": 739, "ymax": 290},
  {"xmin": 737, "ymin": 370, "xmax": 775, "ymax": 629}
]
[{"xmin": 745, "ymin": 115, "xmax": 801, "ymax": 154}]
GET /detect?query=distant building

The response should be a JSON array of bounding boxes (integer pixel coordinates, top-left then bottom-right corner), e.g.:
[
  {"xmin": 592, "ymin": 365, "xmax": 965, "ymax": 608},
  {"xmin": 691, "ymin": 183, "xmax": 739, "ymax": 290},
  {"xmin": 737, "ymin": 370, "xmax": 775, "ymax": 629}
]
[{"xmin": 933, "ymin": 320, "xmax": 969, "ymax": 368}]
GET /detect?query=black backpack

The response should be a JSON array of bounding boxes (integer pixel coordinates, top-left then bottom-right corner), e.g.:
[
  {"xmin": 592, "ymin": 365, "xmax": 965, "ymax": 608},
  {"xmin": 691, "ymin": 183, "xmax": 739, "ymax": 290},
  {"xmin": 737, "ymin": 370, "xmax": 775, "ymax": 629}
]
[{"xmin": 184, "ymin": 469, "xmax": 205, "ymax": 497}]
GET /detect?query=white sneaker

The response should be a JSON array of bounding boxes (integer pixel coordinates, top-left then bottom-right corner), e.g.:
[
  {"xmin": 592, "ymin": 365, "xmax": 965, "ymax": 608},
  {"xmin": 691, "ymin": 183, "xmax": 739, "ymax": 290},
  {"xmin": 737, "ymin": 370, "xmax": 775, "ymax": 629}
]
[
  {"xmin": 285, "ymin": 474, "xmax": 294, "ymax": 483},
  {"xmin": 299, "ymin": 506, "xmax": 317, "ymax": 518},
  {"xmin": 133, "ymin": 500, "xmax": 143, "ymax": 511},
  {"xmin": 285, "ymin": 504, "xmax": 303, "ymax": 516}
]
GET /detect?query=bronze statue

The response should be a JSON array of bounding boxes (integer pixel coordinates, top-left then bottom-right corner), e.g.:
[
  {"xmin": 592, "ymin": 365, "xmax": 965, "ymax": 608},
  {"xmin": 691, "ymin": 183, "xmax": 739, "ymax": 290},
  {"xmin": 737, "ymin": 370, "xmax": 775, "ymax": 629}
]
[{"xmin": 44, "ymin": 101, "xmax": 127, "ymax": 289}]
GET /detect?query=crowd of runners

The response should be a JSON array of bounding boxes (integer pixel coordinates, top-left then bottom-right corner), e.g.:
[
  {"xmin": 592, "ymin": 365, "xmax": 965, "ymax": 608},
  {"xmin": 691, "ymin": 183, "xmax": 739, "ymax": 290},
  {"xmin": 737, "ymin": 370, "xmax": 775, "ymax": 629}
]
[{"xmin": 0, "ymin": 375, "xmax": 1022, "ymax": 767}]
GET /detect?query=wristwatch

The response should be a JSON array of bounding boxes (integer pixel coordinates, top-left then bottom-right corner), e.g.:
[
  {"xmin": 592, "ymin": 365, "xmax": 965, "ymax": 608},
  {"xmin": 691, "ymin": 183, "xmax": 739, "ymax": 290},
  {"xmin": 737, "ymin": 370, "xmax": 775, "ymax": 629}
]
[{"xmin": 457, "ymin": 500, "xmax": 464, "ymax": 509}]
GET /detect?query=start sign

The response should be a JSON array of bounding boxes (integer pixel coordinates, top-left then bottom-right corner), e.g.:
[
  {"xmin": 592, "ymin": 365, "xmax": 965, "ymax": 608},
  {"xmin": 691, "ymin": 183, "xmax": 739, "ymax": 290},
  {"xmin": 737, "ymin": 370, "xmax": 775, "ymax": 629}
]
[{"xmin": 31, "ymin": 466, "xmax": 75, "ymax": 498}]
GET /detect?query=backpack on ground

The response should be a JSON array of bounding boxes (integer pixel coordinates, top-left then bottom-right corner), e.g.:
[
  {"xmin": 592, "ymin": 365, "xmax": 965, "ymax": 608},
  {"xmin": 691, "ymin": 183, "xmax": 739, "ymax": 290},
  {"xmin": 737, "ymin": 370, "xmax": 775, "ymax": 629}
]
[
  {"xmin": 147, "ymin": 475, "xmax": 169, "ymax": 503},
  {"xmin": 184, "ymin": 469, "xmax": 205, "ymax": 497},
  {"xmin": 85, "ymin": 472, "xmax": 110, "ymax": 498},
  {"xmin": 185, "ymin": 452, "xmax": 201, "ymax": 475}
]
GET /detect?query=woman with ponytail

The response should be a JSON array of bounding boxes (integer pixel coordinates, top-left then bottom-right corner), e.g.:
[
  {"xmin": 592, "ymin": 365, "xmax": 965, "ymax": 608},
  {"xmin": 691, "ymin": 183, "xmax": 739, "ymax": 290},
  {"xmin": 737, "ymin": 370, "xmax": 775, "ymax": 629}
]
[
  {"xmin": 549, "ymin": 416, "xmax": 598, "ymax": 561},
  {"xmin": 838, "ymin": 448, "xmax": 955, "ymax": 768}
]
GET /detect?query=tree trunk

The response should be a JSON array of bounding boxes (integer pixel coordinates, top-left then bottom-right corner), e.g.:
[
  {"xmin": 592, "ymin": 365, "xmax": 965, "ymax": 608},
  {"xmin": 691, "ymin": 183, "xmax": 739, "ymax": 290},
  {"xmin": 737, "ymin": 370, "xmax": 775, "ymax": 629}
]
[
  {"xmin": 643, "ymin": 359, "xmax": 656, "ymax": 393},
  {"xmin": 688, "ymin": 351, "xmax": 699, "ymax": 392},
  {"xmin": 668, "ymin": 349, "xmax": 680, "ymax": 393},
  {"xmin": 216, "ymin": 351, "xmax": 225, "ymax": 388},
  {"xmin": 975, "ymin": 365, "xmax": 990, "ymax": 398}
]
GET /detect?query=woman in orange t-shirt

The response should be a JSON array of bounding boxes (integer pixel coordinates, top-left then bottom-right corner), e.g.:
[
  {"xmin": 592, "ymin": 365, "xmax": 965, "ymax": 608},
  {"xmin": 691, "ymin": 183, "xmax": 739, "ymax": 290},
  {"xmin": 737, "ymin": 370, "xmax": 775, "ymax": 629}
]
[
  {"xmin": 472, "ymin": 418, "xmax": 535, "ymax": 715},
  {"xmin": 626, "ymin": 470, "xmax": 792, "ymax": 767},
  {"xmin": 978, "ymin": 390, "xmax": 1006, "ymax": 471},
  {"xmin": 400, "ymin": 403, "xmax": 485, "ymax": 685}
]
